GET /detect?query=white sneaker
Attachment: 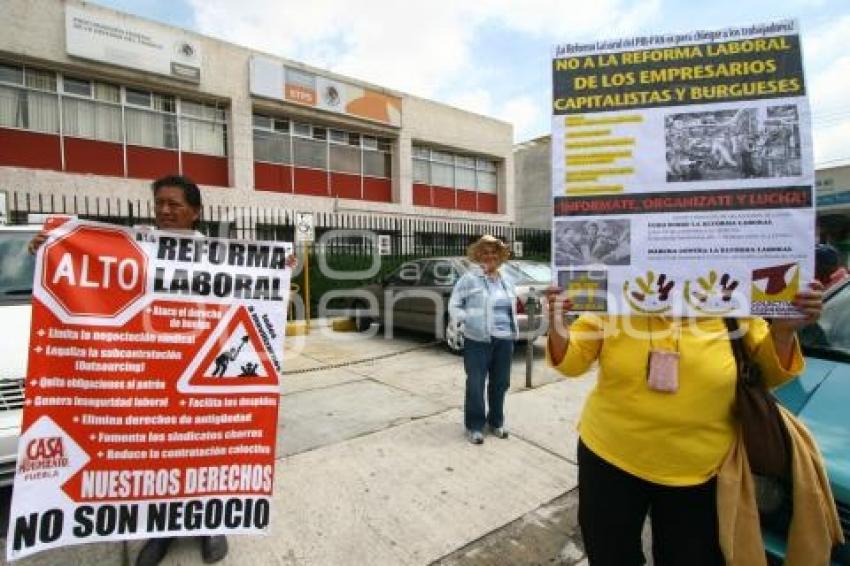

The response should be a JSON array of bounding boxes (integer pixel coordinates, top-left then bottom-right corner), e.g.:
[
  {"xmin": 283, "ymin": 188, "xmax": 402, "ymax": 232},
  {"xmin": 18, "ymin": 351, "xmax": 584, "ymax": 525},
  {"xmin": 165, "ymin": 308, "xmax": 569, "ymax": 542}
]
[
  {"xmin": 487, "ymin": 424, "xmax": 509, "ymax": 439},
  {"xmin": 466, "ymin": 430, "xmax": 484, "ymax": 444}
]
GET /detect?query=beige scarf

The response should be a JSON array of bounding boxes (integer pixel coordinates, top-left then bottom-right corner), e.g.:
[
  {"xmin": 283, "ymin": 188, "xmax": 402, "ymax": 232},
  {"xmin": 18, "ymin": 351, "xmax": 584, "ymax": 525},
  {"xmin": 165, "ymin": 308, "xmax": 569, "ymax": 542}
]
[{"xmin": 717, "ymin": 406, "xmax": 844, "ymax": 565}]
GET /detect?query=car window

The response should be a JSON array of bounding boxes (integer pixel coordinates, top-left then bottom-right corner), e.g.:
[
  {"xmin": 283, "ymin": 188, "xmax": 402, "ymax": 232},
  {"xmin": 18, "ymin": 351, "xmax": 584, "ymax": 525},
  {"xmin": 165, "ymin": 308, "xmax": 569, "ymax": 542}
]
[
  {"xmin": 434, "ymin": 261, "xmax": 460, "ymax": 286},
  {"xmin": 417, "ymin": 261, "xmax": 438, "ymax": 286},
  {"xmin": 497, "ymin": 262, "xmax": 526, "ymax": 284},
  {"xmin": 798, "ymin": 280, "xmax": 850, "ymax": 357},
  {"xmin": 509, "ymin": 261, "xmax": 551, "ymax": 282},
  {"xmin": 384, "ymin": 261, "xmax": 424, "ymax": 286},
  {"xmin": 457, "ymin": 258, "xmax": 524, "ymax": 284},
  {"xmin": 0, "ymin": 231, "xmax": 37, "ymax": 299},
  {"xmin": 419, "ymin": 260, "xmax": 459, "ymax": 287}
]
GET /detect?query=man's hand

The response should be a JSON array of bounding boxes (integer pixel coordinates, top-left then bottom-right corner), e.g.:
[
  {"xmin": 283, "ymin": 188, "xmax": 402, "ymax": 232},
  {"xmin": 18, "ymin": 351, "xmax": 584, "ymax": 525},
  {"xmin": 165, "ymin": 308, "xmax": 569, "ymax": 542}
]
[
  {"xmin": 285, "ymin": 254, "xmax": 298, "ymax": 270},
  {"xmin": 27, "ymin": 232, "xmax": 48, "ymax": 255}
]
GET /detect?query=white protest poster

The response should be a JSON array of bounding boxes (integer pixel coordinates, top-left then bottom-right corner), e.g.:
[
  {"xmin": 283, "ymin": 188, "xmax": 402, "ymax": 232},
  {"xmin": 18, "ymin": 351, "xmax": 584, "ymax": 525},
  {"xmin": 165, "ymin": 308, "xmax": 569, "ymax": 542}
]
[
  {"xmin": 552, "ymin": 21, "xmax": 814, "ymax": 316},
  {"xmin": 7, "ymin": 217, "xmax": 291, "ymax": 560}
]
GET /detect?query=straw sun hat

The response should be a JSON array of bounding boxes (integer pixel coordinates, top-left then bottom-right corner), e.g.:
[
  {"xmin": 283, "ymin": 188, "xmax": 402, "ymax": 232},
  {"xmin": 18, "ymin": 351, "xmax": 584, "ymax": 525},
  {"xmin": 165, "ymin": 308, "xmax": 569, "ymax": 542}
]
[{"xmin": 467, "ymin": 234, "xmax": 511, "ymax": 264}]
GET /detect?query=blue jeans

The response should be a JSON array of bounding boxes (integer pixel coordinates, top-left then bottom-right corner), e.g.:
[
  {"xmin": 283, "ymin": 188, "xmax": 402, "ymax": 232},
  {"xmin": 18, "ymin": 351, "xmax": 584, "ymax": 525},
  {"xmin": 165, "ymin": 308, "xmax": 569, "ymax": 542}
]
[{"xmin": 463, "ymin": 338, "xmax": 514, "ymax": 432}]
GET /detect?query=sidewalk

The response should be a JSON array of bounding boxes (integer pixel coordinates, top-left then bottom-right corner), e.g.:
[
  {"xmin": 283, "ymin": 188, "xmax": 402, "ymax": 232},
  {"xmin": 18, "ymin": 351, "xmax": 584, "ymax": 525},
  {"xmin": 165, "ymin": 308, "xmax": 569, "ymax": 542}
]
[{"xmin": 2, "ymin": 328, "xmax": 596, "ymax": 566}]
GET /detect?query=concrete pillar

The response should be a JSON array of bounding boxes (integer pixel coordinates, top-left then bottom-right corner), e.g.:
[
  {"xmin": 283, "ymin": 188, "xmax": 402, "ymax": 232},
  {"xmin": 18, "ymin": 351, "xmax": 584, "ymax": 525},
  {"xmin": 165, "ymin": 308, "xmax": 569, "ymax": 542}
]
[
  {"xmin": 229, "ymin": 88, "xmax": 255, "ymax": 192},
  {"xmin": 397, "ymin": 131, "xmax": 412, "ymax": 206}
]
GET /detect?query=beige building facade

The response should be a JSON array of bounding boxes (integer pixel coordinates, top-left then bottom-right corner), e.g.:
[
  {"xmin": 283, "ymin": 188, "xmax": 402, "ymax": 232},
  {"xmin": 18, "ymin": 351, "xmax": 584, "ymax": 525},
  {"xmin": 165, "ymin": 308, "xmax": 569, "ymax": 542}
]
[
  {"xmin": 0, "ymin": 0, "xmax": 515, "ymax": 239},
  {"xmin": 815, "ymin": 163, "xmax": 850, "ymax": 263},
  {"xmin": 513, "ymin": 135, "xmax": 551, "ymax": 230}
]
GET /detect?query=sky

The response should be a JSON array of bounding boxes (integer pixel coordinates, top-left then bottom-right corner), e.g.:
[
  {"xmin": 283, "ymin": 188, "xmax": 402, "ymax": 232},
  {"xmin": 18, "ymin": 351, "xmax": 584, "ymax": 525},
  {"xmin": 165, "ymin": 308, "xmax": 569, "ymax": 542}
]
[{"xmin": 96, "ymin": 0, "xmax": 850, "ymax": 166}]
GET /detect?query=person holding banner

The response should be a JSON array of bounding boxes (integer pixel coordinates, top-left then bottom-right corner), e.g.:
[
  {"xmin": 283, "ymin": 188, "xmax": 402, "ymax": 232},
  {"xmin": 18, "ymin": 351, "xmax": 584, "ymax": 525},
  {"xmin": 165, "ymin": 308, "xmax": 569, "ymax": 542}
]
[
  {"xmin": 544, "ymin": 287, "xmax": 822, "ymax": 565},
  {"xmin": 28, "ymin": 175, "xmax": 297, "ymax": 566},
  {"xmin": 449, "ymin": 235, "xmax": 518, "ymax": 445}
]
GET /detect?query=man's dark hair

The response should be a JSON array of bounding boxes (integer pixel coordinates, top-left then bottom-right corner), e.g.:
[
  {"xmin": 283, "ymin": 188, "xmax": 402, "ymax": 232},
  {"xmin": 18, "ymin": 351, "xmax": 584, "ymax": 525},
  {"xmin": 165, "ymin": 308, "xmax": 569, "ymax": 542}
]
[
  {"xmin": 815, "ymin": 243, "xmax": 840, "ymax": 280},
  {"xmin": 151, "ymin": 175, "xmax": 202, "ymax": 209}
]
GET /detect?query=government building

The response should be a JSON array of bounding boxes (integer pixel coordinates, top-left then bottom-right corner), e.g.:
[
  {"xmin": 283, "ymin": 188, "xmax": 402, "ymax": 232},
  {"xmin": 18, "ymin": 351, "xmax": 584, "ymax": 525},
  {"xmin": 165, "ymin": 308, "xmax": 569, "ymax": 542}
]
[{"xmin": 0, "ymin": 0, "xmax": 517, "ymax": 247}]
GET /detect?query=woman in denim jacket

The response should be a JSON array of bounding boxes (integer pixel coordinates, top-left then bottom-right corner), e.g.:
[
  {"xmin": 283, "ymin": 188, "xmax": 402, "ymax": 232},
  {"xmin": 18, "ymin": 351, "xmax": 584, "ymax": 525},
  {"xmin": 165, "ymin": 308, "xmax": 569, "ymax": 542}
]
[{"xmin": 449, "ymin": 235, "xmax": 518, "ymax": 444}]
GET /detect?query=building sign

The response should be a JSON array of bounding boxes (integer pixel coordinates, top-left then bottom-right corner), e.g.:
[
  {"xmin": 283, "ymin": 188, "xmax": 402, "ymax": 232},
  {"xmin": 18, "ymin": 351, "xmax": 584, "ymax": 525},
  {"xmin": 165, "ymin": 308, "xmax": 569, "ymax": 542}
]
[
  {"xmin": 377, "ymin": 234, "xmax": 392, "ymax": 256},
  {"xmin": 817, "ymin": 190, "xmax": 850, "ymax": 207},
  {"xmin": 815, "ymin": 166, "xmax": 850, "ymax": 200},
  {"xmin": 65, "ymin": 5, "xmax": 202, "ymax": 83},
  {"xmin": 551, "ymin": 20, "xmax": 814, "ymax": 317},
  {"xmin": 7, "ymin": 218, "xmax": 291, "ymax": 560},
  {"xmin": 249, "ymin": 56, "xmax": 402, "ymax": 127},
  {"xmin": 295, "ymin": 212, "xmax": 315, "ymax": 243}
]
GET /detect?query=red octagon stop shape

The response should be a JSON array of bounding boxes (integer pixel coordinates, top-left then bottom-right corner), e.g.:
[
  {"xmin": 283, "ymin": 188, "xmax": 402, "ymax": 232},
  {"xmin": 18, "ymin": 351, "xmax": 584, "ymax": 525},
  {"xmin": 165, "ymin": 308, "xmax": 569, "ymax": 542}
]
[{"xmin": 42, "ymin": 226, "xmax": 147, "ymax": 318}]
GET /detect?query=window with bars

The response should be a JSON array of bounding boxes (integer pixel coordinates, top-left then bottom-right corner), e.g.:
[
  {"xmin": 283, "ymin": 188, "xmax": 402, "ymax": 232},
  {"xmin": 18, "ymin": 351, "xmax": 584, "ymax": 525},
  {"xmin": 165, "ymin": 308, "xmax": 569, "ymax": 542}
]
[
  {"xmin": 363, "ymin": 149, "xmax": 390, "ymax": 178},
  {"xmin": 125, "ymin": 89, "xmax": 178, "ymax": 150},
  {"xmin": 330, "ymin": 143, "xmax": 361, "ymax": 174},
  {"xmin": 0, "ymin": 63, "xmax": 59, "ymax": 133},
  {"xmin": 61, "ymin": 76, "xmax": 121, "ymax": 142},
  {"xmin": 411, "ymin": 144, "xmax": 499, "ymax": 193},
  {"xmin": 431, "ymin": 161, "xmax": 454, "ymax": 187},
  {"xmin": 0, "ymin": 62, "xmax": 228, "ymax": 156},
  {"xmin": 254, "ymin": 130, "xmax": 290, "ymax": 164},
  {"xmin": 253, "ymin": 115, "xmax": 291, "ymax": 164},
  {"xmin": 413, "ymin": 157, "xmax": 430, "ymax": 183},
  {"xmin": 179, "ymin": 99, "xmax": 227, "ymax": 156},
  {"xmin": 293, "ymin": 122, "xmax": 311, "ymax": 137},
  {"xmin": 252, "ymin": 112, "xmax": 393, "ymax": 178},
  {"xmin": 293, "ymin": 137, "xmax": 327, "ymax": 169}
]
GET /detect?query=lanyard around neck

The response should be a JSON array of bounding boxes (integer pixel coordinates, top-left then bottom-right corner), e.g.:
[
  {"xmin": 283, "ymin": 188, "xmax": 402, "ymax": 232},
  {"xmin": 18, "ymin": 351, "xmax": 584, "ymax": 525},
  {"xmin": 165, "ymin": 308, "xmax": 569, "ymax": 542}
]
[{"xmin": 648, "ymin": 317, "xmax": 680, "ymax": 352}]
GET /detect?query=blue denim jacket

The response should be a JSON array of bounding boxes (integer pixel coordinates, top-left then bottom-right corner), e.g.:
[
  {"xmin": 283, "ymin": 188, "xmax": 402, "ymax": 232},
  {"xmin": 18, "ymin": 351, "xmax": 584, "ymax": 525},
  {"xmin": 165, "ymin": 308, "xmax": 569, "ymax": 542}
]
[{"xmin": 448, "ymin": 266, "xmax": 518, "ymax": 342}]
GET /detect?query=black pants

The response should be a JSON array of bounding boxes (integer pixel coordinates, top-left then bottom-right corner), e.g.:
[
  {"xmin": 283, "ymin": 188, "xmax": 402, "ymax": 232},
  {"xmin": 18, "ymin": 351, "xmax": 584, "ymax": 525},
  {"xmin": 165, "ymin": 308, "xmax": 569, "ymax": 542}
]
[{"xmin": 578, "ymin": 440, "xmax": 725, "ymax": 566}]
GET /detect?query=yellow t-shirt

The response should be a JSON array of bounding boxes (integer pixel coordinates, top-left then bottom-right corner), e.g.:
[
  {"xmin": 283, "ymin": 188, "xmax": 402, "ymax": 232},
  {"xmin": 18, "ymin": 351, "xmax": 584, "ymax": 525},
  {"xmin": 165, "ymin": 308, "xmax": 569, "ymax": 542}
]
[{"xmin": 550, "ymin": 315, "xmax": 803, "ymax": 486}]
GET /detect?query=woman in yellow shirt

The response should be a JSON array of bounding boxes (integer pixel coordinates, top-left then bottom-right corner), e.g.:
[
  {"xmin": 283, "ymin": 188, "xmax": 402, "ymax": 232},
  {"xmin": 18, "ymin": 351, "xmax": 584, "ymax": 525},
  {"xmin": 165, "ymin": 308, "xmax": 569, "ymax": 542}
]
[{"xmin": 546, "ymin": 287, "xmax": 822, "ymax": 566}]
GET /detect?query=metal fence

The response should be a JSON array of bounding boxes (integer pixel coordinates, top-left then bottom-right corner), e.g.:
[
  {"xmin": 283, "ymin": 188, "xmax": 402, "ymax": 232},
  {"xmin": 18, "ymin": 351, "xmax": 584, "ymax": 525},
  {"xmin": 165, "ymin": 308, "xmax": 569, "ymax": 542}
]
[
  {"xmin": 5, "ymin": 191, "xmax": 551, "ymax": 258},
  {"xmin": 6, "ymin": 190, "xmax": 551, "ymax": 313}
]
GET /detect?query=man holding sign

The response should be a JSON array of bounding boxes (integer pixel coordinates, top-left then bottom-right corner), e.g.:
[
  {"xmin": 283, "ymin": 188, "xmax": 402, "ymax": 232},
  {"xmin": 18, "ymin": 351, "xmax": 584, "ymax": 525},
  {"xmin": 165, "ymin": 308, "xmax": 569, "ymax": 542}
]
[{"xmin": 17, "ymin": 176, "xmax": 296, "ymax": 565}]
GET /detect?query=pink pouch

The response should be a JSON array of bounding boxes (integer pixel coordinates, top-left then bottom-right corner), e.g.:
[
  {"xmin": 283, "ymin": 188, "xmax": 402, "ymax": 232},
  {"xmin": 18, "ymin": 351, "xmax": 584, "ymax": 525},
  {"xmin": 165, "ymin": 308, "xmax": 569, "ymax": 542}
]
[{"xmin": 647, "ymin": 350, "xmax": 680, "ymax": 393}]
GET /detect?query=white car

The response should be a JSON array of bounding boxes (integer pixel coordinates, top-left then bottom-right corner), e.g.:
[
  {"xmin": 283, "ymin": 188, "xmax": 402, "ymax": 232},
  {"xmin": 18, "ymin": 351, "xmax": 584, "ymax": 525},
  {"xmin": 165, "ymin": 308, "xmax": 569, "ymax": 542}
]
[{"xmin": 0, "ymin": 225, "xmax": 38, "ymax": 485}]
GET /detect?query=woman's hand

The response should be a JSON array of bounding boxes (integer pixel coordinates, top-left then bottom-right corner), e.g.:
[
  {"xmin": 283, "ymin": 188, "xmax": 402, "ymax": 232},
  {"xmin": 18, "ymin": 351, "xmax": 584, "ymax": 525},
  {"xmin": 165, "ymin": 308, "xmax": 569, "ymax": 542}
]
[
  {"xmin": 27, "ymin": 232, "xmax": 48, "ymax": 255},
  {"xmin": 772, "ymin": 281, "xmax": 824, "ymax": 333},
  {"xmin": 544, "ymin": 286, "xmax": 572, "ymax": 324},
  {"xmin": 544, "ymin": 287, "xmax": 573, "ymax": 366},
  {"xmin": 285, "ymin": 254, "xmax": 298, "ymax": 270},
  {"xmin": 770, "ymin": 281, "xmax": 823, "ymax": 369}
]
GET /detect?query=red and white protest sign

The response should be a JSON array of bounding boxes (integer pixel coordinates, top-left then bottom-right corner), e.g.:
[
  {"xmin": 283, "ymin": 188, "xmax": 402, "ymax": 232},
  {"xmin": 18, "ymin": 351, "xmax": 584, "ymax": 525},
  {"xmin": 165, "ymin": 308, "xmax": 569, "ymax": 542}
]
[{"xmin": 7, "ymin": 218, "xmax": 291, "ymax": 561}]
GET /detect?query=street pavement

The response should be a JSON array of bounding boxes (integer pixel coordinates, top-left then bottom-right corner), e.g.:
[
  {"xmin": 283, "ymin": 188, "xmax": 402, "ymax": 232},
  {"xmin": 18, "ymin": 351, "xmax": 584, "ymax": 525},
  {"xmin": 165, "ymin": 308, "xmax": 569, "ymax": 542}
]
[{"xmin": 0, "ymin": 324, "xmax": 597, "ymax": 566}]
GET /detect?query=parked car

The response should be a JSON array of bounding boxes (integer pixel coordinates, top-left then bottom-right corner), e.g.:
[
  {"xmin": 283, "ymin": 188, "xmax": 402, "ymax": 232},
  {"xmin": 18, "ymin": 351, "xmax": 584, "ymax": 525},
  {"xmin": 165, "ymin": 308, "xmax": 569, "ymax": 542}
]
[
  {"xmin": 349, "ymin": 258, "xmax": 550, "ymax": 353},
  {"xmin": 764, "ymin": 277, "xmax": 850, "ymax": 564},
  {"xmin": 0, "ymin": 225, "xmax": 37, "ymax": 485},
  {"xmin": 509, "ymin": 260, "xmax": 552, "ymax": 283}
]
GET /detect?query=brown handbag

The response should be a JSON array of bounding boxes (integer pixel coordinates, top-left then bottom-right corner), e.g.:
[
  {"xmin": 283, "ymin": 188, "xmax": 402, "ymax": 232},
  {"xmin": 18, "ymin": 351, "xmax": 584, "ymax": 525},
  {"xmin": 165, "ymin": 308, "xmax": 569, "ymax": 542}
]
[{"xmin": 724, "ymin": 318, "xmax": 791, "ymax": 479}]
